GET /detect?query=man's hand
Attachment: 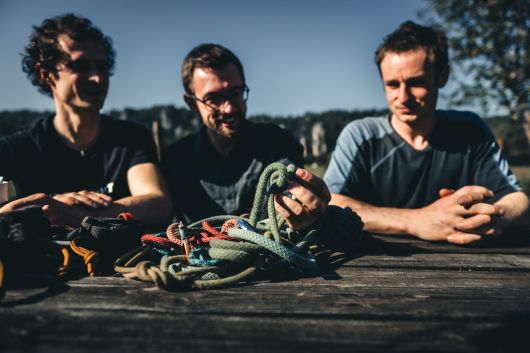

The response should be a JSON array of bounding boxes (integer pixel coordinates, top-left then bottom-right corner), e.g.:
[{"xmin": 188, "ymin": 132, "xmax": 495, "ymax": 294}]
[
  {"xmin": 273, "ymin": 169, "xmax": 331, "ymax": 229},
  {"xmin": 411, "ymin": 185, "xmax": 501, "ymax": 244},
  {"xmin": 0, "ymin": 193, "xmax": 84, "ymax": 227},
  {"xmin": 54, "ymin": 190, "xmax": 112, "ymax": 209}
]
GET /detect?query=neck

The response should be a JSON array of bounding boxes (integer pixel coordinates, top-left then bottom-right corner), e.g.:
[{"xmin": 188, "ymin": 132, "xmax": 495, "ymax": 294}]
[
  {"xmin": 53, "ymin": 105, "xmax": 101, "ymax": 151},
  {"xmin": 390, "ymin": 112, "xmax": 436, "ymax": 150},
  {"xmin": 206, "ymin": 129, "xmax": 238, "ymax": 157}
]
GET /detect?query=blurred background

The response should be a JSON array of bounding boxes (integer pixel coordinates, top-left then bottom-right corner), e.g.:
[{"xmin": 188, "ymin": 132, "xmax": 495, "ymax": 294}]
[{"xmin": 1, "ymin": 0, "xmax": 528, "ymax": 193}]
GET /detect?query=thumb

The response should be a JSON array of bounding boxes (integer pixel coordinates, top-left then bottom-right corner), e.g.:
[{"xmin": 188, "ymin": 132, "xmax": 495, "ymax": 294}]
[{"xmin": 439, "ymin": 188, "xmax": 456, "ymax": 198}]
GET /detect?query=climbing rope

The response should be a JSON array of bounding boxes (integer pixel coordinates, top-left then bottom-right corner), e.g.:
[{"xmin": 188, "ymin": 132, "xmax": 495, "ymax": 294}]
[{"xmin": 114, "ymin": 162, "xmax": 329, "ymax": 290}]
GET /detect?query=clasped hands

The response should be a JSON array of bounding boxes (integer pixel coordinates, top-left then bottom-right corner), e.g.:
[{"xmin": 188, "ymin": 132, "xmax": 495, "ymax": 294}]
[{"xmin": 413, "ymin": 185, "xmax": 502, "ymax": 244}]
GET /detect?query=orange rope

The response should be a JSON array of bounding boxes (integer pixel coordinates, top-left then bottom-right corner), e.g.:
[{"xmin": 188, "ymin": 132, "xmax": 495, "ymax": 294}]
[{"xmin": 70, "ymin": 237, "xmax": 100, "ymax": 276}]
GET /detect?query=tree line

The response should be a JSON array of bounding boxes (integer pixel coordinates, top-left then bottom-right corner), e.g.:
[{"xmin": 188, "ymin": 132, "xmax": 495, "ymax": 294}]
[{"xmin": 0, "ymin": 106, "xmax": 528, "ymax": 166}]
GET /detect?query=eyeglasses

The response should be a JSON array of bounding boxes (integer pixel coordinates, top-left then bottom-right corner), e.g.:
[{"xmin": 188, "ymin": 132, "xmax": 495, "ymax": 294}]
[
  {"xmin": 60, "ymin": 59, "xmax": 112, "ymax": 75},
  {"xmin": 191, "ymin": 85, "xmax": 249, "ymax": 111}
]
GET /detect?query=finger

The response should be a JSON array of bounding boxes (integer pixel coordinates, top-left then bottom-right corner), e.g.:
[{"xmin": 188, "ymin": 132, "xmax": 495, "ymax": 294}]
[
  {"xmin": 82, "ymin": 193, "xmax": 111, "ymax": 207},
  {"xmin": 0, "ymin": 193, "xmax": 48, "ymax": 210},
  {"xmin": 285, "ymin": 182, "xmax": 326, "ymax": 217},
  {"xmin": 457, "ymin": 191, "xmax": 494, "ymax": 209},
  {"xmin": 464, "ymin": 203, "xmax": 498, "ymax": 216},
  {"xmin": 439, "ymin": 188, "xmax": 455, "ymax": 198},
  {"xmin": 68, "ymin": 194, "xmax": 102, "ymax": 208},
  {"xmin": 295, "ymin": 169, "xmax": 331, "ymax": 203},
  {"xmin": 456, "ymin": 214, "xmax": 492, "ymax": 231},
  {"xmin": 447, "ymin": 232, "xmax": 482, "ymax": 245},
  {"xmin": 79, "ymin": 191, "xmax": 113, "ymax": 203},
  {"xmin": 277, "ymin": 193, "xmax": 310, "ymax": 218},
  {"xmin": 274, "ymin": 194, "xmax": 317, "ymax": 229},
  {"xmin": 54, "ymin": 194, "xmax": 81, "ymax": 206}
]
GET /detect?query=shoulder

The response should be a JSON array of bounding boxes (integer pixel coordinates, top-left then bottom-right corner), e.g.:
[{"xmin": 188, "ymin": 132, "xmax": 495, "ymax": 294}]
[
  {"xmin": 100, "ymin": 116, "xmax": 156, "ymax": 149},
  {"xmin": 437, "ymin": 110, "xmax": 495, "ymax": 140},
  {"xmin": 246, "ymin": 120, "xmax": 300, "ymax": 147},
  {"xmin": 102, "ymin": 116, "xmax": 151, "ymax": 136},
  {"xmin": 338, "ymin": 116, "xmax": 393, "ymax": 145},
  {"xmin": 162, "ymin": 132, "xmax": 199, "ymax": 162},
  {"xmin": 248, "ymin": 120, "xmax": 293, "ymax": 138},
  {"xmin": 0, "ymin": 116, "xmax": 49, "ymax": 151}
]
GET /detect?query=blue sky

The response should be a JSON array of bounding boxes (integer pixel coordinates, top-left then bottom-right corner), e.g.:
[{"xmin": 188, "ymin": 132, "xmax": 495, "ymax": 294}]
[{"xmin": 0, "ymin": 0, "xmax": 442, "ymax": 116}]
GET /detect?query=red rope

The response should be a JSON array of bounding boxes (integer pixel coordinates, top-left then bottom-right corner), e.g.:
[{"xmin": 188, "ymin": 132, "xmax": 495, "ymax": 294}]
[{"xmin": 140, "ymin": 234, "xmax": 174, "ymax": 248}]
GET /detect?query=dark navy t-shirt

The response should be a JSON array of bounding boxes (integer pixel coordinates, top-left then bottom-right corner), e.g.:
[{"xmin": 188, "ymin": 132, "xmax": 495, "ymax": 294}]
[
  {"xmin": 162, "ymin": 120, "xmax": 303, "ymax": 223},
  {"xmin": 324, "ymin": 110, "xmax": 521, "ymax": 208},
  {"xmin": 0, "ymin": 115, "xmax": 158, "ymax": 199}
]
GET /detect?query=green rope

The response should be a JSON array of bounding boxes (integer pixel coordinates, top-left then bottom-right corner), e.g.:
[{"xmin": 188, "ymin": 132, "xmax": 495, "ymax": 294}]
[{"xmin": 115, "ymin": 162, "xmax": 323, "ymax": 290}]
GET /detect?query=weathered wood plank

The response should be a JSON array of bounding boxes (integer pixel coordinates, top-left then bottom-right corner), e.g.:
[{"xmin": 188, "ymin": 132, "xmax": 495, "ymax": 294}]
[
  {"xmin": 2, "ymin": 235, "xmax": 530, "ymax": 353},
  {"xmin": 363, "ymin": 233, "xmax": 530, "ymax": 255}
]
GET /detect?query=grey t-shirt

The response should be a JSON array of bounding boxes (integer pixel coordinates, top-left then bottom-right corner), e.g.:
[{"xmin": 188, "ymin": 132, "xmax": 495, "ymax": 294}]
[{"xmin": 324, "ymin": 110, "xmax": 520, "ymax": 208}]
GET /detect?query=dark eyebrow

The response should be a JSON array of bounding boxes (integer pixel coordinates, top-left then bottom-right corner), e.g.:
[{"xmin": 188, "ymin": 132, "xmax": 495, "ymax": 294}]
[{"xmin": 204, "ymin": 86, "xmax": 244, "ymax": 99}]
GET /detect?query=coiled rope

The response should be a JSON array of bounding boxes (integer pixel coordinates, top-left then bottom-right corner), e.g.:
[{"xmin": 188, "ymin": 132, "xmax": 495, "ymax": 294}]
[{"xmin": 114, "ymin": 162, "xmax": 322, "ymax": 290}]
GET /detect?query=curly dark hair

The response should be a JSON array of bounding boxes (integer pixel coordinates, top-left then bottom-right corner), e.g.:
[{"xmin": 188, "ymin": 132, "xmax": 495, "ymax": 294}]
[
  {"xmin": 21, "ymin": 13, "xmax": 116, "ymax": 97},
  {"xmin": 181, "ymin": 43, "xmax": 245, "ymax": 95},
  {"xmin": 375, "ymin": 21, "xmax": 449, "ymax": 79}
]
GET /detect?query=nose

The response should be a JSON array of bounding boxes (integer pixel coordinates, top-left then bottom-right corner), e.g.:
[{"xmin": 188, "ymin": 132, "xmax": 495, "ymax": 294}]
[
  {"xmin": 88, "ymin": 69, "xmax": 105, "ymax": 84},
  {"xmin": 398, "ymin": 83, "xmax": 409, "ymax": 103},
  {"xmin": 219, "ymin": 99, "xmax": 236, "ymax": 115}
]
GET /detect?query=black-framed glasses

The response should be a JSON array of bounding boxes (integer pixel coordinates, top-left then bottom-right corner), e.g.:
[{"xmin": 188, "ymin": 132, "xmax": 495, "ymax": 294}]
[
  {"xmin": 61, "ymin": 58, "xmax": 112, "ymax": 75},
  {"xmin": 191, "ymin": 85, "xmax": 249, "ymax": 111}
]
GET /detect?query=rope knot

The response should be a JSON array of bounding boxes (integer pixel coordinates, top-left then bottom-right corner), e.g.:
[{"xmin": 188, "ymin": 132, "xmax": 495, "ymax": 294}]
[{"xmin": 266, "ymin": 163, "xmax": 296, "ymax": 194}]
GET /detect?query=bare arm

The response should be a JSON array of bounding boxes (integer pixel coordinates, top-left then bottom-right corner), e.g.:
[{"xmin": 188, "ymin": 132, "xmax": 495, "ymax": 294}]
[
  {"xmin": 330, "ymin": 185, "xmax": 503, "ymax": 243},
  {"xmin": 2, "ymin": 163, "xmax": 173, "ymax": 227},
  {"xmin": 95, "ymin": 162, "xmax": 173, "ymax": 225}
]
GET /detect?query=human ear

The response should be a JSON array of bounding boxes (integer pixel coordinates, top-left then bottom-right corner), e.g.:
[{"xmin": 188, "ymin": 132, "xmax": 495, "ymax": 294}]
[
  {"xmin": 39, "ymin": 68, "xmax": 56, "ymax": 88},
  {"xmin": 184, "ymin": 94, "xmax": 198, "ymax": 112}
]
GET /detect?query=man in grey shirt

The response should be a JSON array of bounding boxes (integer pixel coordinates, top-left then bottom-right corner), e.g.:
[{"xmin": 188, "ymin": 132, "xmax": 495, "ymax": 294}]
[{"xmin": 324, "ymin": 21, "xmax": 529, "ymax": 244}]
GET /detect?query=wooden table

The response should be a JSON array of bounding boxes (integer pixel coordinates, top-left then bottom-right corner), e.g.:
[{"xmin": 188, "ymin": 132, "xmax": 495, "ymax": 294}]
[{"xmin": 2, "ymin": 233, "xmax": 530, "ymax": 353}]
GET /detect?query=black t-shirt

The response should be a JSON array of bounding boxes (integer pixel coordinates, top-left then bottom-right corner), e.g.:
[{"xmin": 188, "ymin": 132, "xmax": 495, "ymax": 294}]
[
  {"xmin": 162, "ymin": 120, "xmax": 304, "ymax": 223},
  {"xmin": 0, "ymin": 115, "xmax": 158, "ymax": 199},
  {"xmin": 324, "ymin": 110, "xmax": 521, "ymax": 208}
]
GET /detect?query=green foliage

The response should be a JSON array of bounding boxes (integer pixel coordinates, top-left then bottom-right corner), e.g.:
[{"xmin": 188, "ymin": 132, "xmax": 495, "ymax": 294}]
[
  {"xmin": 421, "ymin": 0, "xmax": 530, "ymax": 124},
  {"xmin": 1, "ymin": 106, "xmax": 527, "ymax": 166}
]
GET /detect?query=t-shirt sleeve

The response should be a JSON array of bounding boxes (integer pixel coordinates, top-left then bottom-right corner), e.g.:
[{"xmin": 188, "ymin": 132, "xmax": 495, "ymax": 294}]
[
  {"xmin": 127, "ymin": 124, "xmax": 159, "ymax": 167},
  {"xmin": 324, "ymin": 122, "xmax": 364, "ymax": 195},
  {"xmin": 0, "ymin": 132, "xmax": 33, "ymax": 181},
  {"xmin": 469, "ymin": 116, "xmax": 521, "ymax": 202}
]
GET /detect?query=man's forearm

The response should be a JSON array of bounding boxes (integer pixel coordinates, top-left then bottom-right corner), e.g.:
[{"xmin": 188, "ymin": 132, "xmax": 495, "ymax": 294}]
[
  {"xmin": 330, "ymin": 193, "xmax": 416, "ymax": 235},
  {"xmin": 92, "ymin": 193, "xmax": 173, "ymax": 226}
]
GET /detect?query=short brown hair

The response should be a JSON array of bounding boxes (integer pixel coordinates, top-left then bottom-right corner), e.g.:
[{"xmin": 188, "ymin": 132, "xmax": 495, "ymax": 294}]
[
  {"xmin": 375, "ymin": 21, "xmax": 449, "ymax": 78},
  {"xmin": 181, "ymin": 43, "xmax": 245, "ymax": 95},
  {"xmin": 22, "ymin": 13, "xmax": 116, "ymax": 97}
]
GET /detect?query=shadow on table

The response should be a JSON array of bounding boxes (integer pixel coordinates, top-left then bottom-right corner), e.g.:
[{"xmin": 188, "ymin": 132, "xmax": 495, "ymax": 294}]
[
  {"xmin": 466, "ymin": 311, "xmax": 530, "ymax": 353},
  {"xmin": 0, "ymin": 274, "xmax": 71, "ymax": 307}
]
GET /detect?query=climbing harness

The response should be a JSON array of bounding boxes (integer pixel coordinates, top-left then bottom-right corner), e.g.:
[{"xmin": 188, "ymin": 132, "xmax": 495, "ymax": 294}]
[{"xmin": 114, "ymin": 162, "xmax": 364, "ymax": 290}]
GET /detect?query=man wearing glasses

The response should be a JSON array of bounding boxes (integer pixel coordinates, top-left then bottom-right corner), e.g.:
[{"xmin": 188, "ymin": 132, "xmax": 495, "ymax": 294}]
[
  {"xmin": 0, "ymin": 14, "xmax": 172, "ymax": 227},
  {"xmin": 162, "ymin": 44, "xmax": 330, "ymax": 229}
]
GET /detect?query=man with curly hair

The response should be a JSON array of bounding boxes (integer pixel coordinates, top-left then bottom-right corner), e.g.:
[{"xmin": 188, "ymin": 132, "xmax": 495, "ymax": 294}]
[{"xmin": 0, "ymin": 14, "xmax": 172, "ymax": 227}]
